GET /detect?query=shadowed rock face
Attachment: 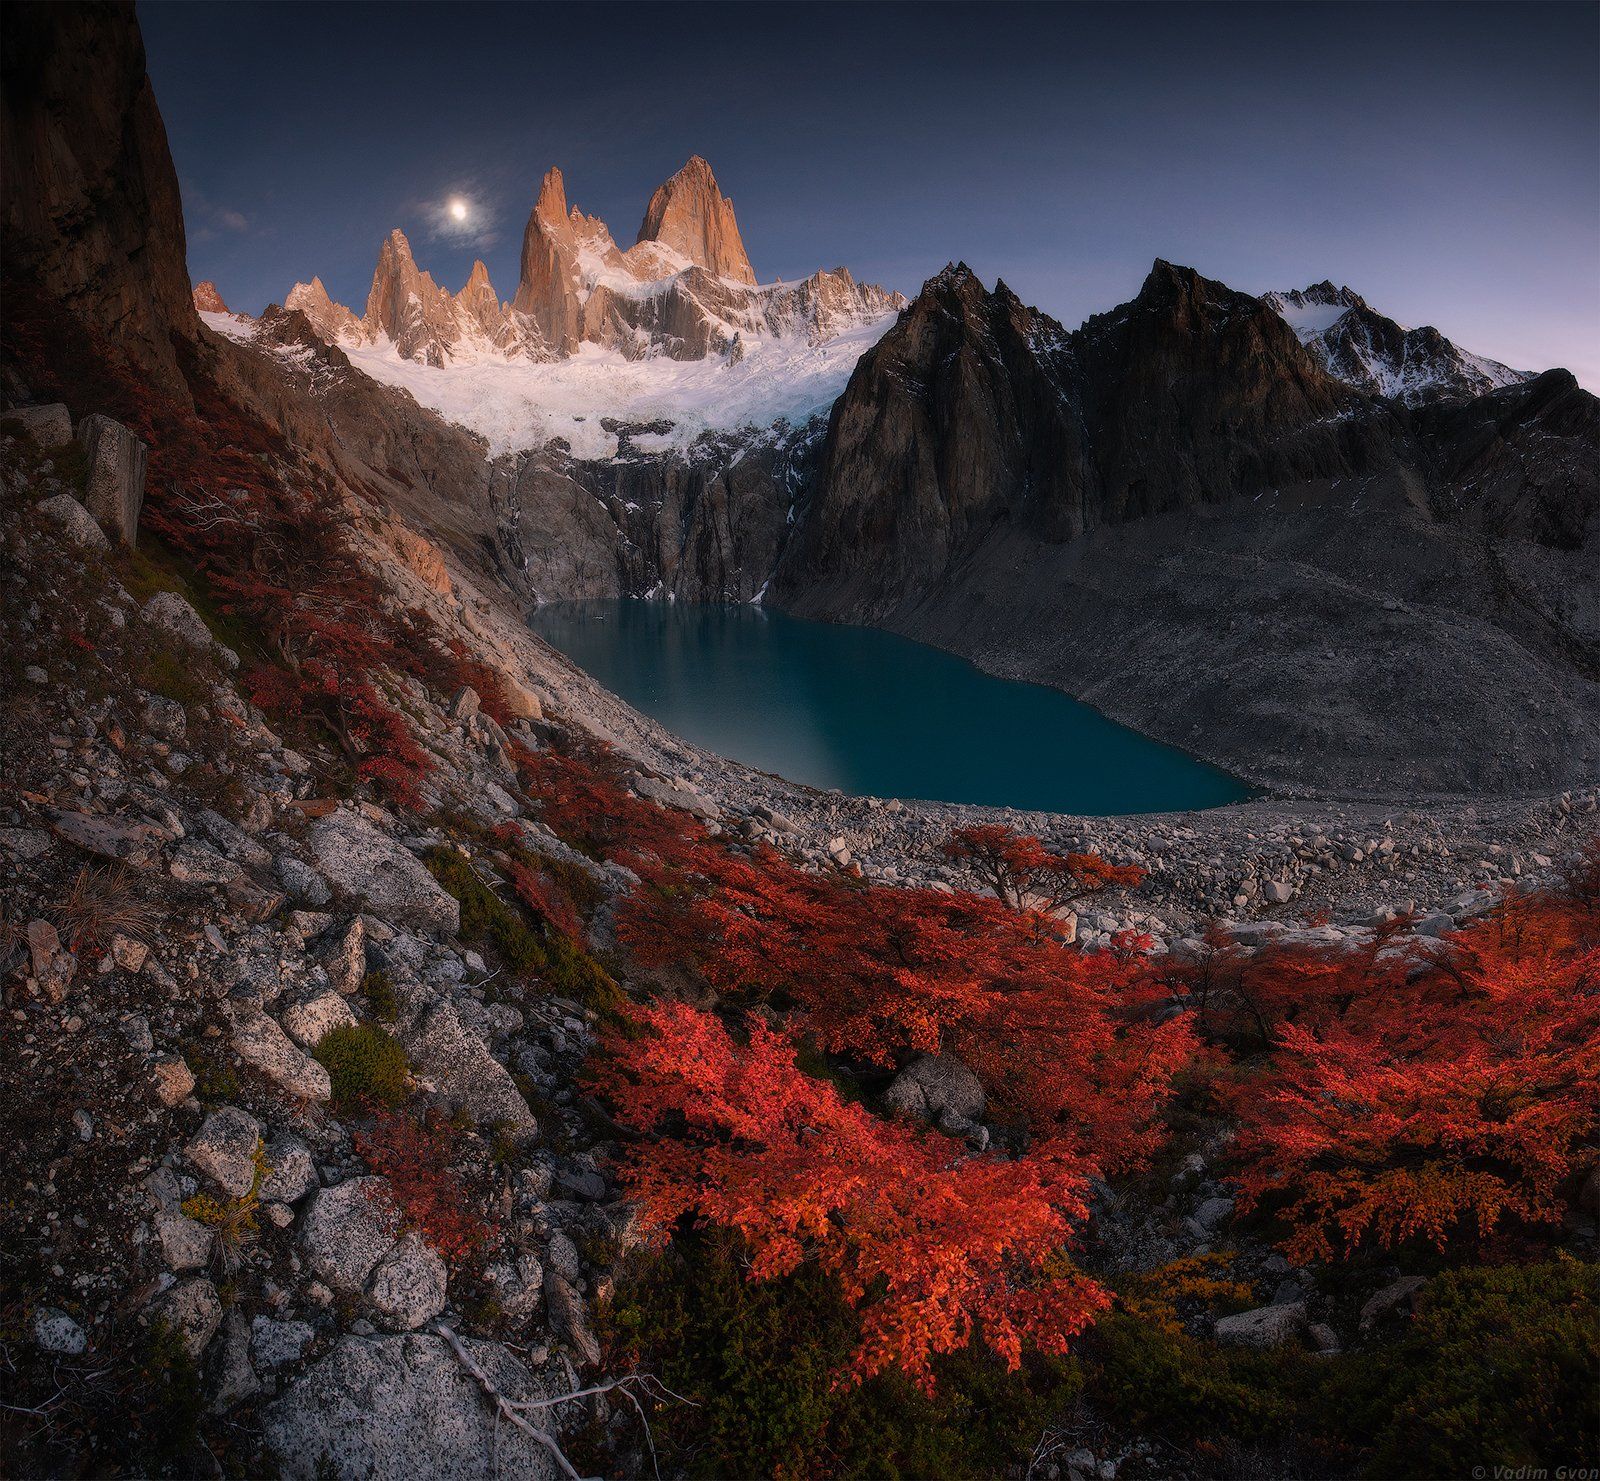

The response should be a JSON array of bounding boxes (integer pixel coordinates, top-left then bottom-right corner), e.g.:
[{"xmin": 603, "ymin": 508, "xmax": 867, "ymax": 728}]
[
  {"xmin": 0, "ymin": 0, "xmax": 197, "ymax": 398},
  {"xmin": 768, "ymin": 262, "xmax": 1600, "ymax": 796},
  {"xmin": 773, "ymin": 260, "xmax": 1375, "ymax": 619},
  {"xmin": 776, "ymin": 260, "xmax": 1599, "ymax": 622}
]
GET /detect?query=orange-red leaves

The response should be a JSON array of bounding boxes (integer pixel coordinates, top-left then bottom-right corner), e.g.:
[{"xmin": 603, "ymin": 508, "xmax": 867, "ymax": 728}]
[{"xmin": 595, "ymin": 1004, "xmax": 1111, "ymax": 1391}]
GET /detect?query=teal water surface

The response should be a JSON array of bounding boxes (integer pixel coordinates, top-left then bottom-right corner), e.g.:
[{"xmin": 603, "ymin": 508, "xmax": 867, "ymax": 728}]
[{"xmin": 530, "ymin": 601, "xmax": 1251, "ymax": 816}]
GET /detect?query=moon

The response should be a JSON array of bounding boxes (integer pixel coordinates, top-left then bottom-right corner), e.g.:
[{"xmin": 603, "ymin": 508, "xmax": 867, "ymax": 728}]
[{"xmin": 449, "ymin": 198, "xmax": 468, "ymax": 222}]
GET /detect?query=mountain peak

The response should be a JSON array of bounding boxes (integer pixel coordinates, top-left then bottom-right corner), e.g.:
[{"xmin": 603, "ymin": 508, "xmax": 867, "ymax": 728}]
[
  {"xmin": 928, "ymin": 261, "xmax": 980, "ymax": 289},
  {"xmin": 636, "ymin": 155, "xmax": 755, "ymax": 285},
  {"xmin": 534, "ymin": 167, "xmax": 568, "ymax": 226},
  {"xmin": 192, "ymin": 280, "xmax": 229, "ymax": 314},
  {"xmin": 380, "ymin": 226, "xmax": 417, "ymax": 260},
  {"xmin": 285, "ymin": 275, "xmax": 363, "ymax": 346},
  {"xmin": 1263, "ymin": 281, "xmax": 1530, "ymax": 405}
]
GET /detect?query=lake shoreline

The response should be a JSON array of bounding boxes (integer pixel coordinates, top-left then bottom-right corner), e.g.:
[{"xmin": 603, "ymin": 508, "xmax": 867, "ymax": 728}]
[
  {"xmin": 515, "ymin": 603, "xmax": 1598, "ymax": 944},
  {"xmin": 530, "ymin": 599, "xmax": 1254, "ymax": 817}
]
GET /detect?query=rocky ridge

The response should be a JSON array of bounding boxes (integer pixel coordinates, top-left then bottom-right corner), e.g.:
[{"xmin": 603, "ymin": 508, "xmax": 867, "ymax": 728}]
[
  {"xmin": 288, "ymin": 156, "xmax": 904, "ymax": 371},
  {"xmin": 772, "ymin": 261, "xmax": 1600, "ymax": 797},
  {"xmin": 1263, "ymin": 280, "xmax": 1532, "ymax": 405}
]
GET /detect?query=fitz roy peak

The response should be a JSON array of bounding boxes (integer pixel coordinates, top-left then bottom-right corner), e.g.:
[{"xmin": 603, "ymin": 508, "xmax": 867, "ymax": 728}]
[{"xmin": 286, "ymin": 155, "xmax": 904, "ymax": 370}]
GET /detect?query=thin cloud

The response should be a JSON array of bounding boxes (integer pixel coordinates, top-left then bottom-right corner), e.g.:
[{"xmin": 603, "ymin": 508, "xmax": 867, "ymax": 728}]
[
  {"xmin": 183, "ymin": 179, "xmax": 251, "ymax": 241},
  {"xmin": 421, "ymin": 188, "xmax": 499, "ymax": 251}
]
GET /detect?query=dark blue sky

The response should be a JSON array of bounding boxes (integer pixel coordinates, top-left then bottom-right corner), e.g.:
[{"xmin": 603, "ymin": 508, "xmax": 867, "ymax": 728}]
[{"xmin": 142, "ymin": 1, "xmax": 1598, "ymax": 387}]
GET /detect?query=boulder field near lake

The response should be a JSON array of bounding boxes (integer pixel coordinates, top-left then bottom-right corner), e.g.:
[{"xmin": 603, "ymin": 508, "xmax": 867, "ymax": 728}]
[{"xmin": 1, "ymin": 4, "xmax": 1597, "ymax": 1480}]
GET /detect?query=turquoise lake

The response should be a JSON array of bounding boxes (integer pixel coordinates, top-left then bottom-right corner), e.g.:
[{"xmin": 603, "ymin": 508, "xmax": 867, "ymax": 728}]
[{"xmin": 529, "ymin": 601, "xmax": 1252, "ymax": 816}]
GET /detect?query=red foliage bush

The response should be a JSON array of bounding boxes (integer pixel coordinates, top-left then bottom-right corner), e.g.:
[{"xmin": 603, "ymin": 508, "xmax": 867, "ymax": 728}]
[
  {"xmin": 1222, "ymin": 876, "xmax": 1600, "ymax": 1263},
  {"xmin": 356, "ymin": 1109, "xmax": 489, "ymax": 1266},
  {"xmin": 505, "ymin": 859, "xmax": 585, "ymax": 945},
  {"xmin": 620, "ymin": 841, "xmax": 1192, "ymax": 1166},
  {"xmin": 1165, "ymin": 912, "xmax": 1425, "ymax": 1051},
  {"xmin": 3, "ymin": 285, "xmax": 432, "ymax": 807},
  {"xmin": 445, "ymin": 643, "xmax": 517, "ymax": 729},
  {"xmin": 512, "ymin": 739, "xmax": 703, "ymax": 867},
  {"xmin": 594, "ymin": 1002, "xmax": 1111, "ymax": 1391},
  {"xmin": 942, "ymin": 824, "xmax": 1144, "ymax": 922}
]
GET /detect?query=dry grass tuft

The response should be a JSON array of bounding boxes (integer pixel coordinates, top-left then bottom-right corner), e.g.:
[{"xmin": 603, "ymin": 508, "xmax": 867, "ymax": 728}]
[{"xmin": 57, "ymin": 863, "xmax": 160, "ymax": 952}]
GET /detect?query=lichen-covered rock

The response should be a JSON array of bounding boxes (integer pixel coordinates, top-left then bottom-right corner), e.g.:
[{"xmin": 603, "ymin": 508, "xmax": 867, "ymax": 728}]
[
  {"xmin": 25, "ymin": 917, "xmax": 75, "ymax": 1003},
  {"xmin": 186, "ymin": 1106, "xmax": 263, "ymax": 1197},
  {"xmin": 263, "ymin": 1333, "xmax": 557, "ymax": 1480},
  {"xmin": 1359, "ymin": 1275, "xmax": 1427, "ymax": 1333},
  {"xmin": 76, "ymin": 412, "xmax": 146, "ymax": 545},
  {"xmin": 279, "ymin": 989, "xmax": 357, "ymax": 1050},
  {"xmin": 156, "ymin": 1206, "xmax": 214, "ymax": 1272},
  {"xmin": 300, "ymin": 1177, "xmax": 400, "ymax": 1296},
  {"xmin": 307, "ymin": 812, "xmax": 459, "ymax": 934},
  {"xmin": 251, "ymin": 1316, "xmax": 315, "ymax": 1370},
  {"xmin": 230, "ymin": 1009, "xmax": 332, "ymax": 1102},
  {"xmin": 1214, "ymin": 1301, "xmax": 1306, "ymax": 1349},
  {"xmin": 545, "ymin": 1272, "xmax": 601, "ymax": 1367},
  {"xmin": 33, "ymin": 1307, "xmax": 87, "ymax": 1355},
  {"xmin": 319, "ymin": 916, "xmax": 367, "ymax": 995},
  {"xmin": 9, "ymin": 402, "xmax": 72, "ymax": 444},
  {"xmin": 483, "ymin": 1254, "xmax": 544, "ymax": 1322},
  {"xmin": 367, "ymin": 1232, "xmax": 447, "ymax": 1331},
  {"xmin": 142, "ymin": 589, "xmax": 237, "ymax": 668},
  {"xmin": 35, "ymin": 492, "xmax": 109, "ymax": 549},
  {"xmin": 150, "ymin": 1052, "xmax": 196, "ymax": 1107},
  {"xmin": 261, "ymin": 1133, "xmax": 318, "ymax": 1204},
  {"xmin": 158, "ymin": 1277, "xmax": 223, "ymax": 1358},
  {"xmin": 883, "ymin": 1054, "xmax": 985, "ymax": 1130},
  {"xmin": 406, "ymin": 1000, "xmax": 536, "ymax": 1136},
  {"xmin": 47, "ymin": 808, "xmax": 163, "ymax": 868},
  {"xmin": 211, "ymin": 1310, "xmax": 262, "ymax": 1412}
]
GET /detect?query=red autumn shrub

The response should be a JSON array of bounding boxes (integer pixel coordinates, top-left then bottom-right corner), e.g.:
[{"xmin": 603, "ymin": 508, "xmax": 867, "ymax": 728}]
[
  {"xmin": 1165, "ymin": 912, "xmax": 1425, "ymax": 1051},
  {"xmin": 594, "ymin": 1002, "xmax": 1111, "ymax": 1392},
  {"xmin": 446, "ymin": 642, "xmax": 517, "ymax": 729},
  {"xmin": 512, "ymin": 739, "xmax": 702, "ymax": 868},
  {"xmin": 942, "ymin": 823, "xmax": 1144, "ymax": 921},
  {"xmin": 505, "ymin": 859, "xmax": 585, "ymax": 946},
  {"xmin": 1226, "ymin": 882, "xmax": 1600, "ymax": 1263},
  {"xmin": 3, "ymin": 288, "xmax": 433, "ymax": 808},
  {"xmin": 620, "ymin": 842, "xmax": 1193, "ymax": 1167},
  {"xmin": 356, "ymin": 1110, "xmax": 489, "ymax": 1266}
]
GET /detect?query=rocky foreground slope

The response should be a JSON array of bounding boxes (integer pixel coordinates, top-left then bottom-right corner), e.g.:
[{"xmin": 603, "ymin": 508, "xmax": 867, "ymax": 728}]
[{"xmin": 3, "ymin": 386, "xmax": 1597, "ymax": 1476}]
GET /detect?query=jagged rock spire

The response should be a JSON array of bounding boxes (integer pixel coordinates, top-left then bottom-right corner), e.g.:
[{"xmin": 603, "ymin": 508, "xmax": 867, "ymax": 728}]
[{"xmin": 635, "ymin": 155, "xmax": 755, "ymax": 285}]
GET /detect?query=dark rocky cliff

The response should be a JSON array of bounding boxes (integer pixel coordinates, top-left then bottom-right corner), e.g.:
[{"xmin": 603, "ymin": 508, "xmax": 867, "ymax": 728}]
[
  {"xmin": 0, "ymin": 0, "xmax": 197, "ymax": 399},
  {"xmin": 769, "ymin": 264, "xmax": 1600, "ymax": 796},
  {"xmin": 775, "ymin": 260, "xmax": 1407, "ymax": 619}
]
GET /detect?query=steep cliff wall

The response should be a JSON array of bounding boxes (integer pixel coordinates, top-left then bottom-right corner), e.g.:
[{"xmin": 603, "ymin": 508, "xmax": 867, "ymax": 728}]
[{"xmin": 0, "ymin": 0, "xmax": 197, "ymax": 399}]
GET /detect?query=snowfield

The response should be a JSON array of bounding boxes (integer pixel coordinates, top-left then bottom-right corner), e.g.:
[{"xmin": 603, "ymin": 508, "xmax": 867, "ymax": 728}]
[{"xmin": 204, "ymin": 308, "xmax": 895, "ymax": 461}]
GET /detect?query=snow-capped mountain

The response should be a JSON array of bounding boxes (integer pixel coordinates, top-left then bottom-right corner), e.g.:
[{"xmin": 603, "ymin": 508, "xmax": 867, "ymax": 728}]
[
  {"xmin": 1263, "ymin": 281, "xmax": 1531, "ymax": 406},
  {"xmin": 262, "ymin": 156, "xmax": 906, "ymax": 457}
]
